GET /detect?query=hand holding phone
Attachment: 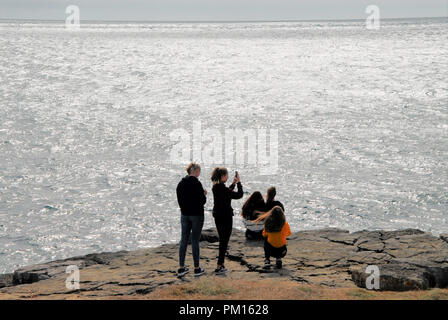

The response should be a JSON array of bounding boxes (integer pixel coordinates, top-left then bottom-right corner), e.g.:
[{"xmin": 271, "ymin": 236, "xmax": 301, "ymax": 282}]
[{"xmin": 235, "ymin": 171, "xmax": 240, "ymax": 183}]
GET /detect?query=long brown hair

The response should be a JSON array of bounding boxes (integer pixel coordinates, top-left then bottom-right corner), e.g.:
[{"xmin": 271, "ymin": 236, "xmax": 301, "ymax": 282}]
[
  {"xmin": 241, "ymin": 191, "xmax": 264, "ymax": 220},
  {"xmin": 255, "ymin": 206, "xmax": 286, "ymax": 233},
  {"xmin": 210, "ymin": 167, "xmax": 228, "ymax": 183}
]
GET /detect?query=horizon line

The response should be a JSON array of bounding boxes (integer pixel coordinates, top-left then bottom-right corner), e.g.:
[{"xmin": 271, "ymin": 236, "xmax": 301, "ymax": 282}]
[{"xmin": 0, "ymin": 15, "xmax": 446, "ymax": 24}]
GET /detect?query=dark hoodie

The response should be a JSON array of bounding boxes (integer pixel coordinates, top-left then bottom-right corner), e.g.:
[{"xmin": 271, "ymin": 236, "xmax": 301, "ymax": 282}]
[
  {"xmin": 176, "ymin": 175, "xmax": 206, "ymax": 216},
  {"xmin": 265, "ymin": 200, "xmax": 285, "ymax": 212},
  {"xmin": 212, "ymin": 182, "xmax": 244, "ymax": 218}
]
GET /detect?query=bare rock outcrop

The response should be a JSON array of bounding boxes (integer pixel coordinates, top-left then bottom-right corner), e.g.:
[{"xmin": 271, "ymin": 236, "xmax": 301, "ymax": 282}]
[{"xmin": 1, "ymin": 228, "xmax": 447, "ymax": 298}]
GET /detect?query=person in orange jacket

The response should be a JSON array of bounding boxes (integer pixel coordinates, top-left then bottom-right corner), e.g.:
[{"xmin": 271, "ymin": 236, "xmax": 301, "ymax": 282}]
[{"xmin": 255, "ymin": 206, "xmax": 291, "ymax": 269}]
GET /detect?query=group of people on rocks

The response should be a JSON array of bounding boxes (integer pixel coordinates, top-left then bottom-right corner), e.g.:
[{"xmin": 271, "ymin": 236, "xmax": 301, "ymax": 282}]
[{"xmin": 176, "ymin": 162, "xmax": 291, "ymax": 278}]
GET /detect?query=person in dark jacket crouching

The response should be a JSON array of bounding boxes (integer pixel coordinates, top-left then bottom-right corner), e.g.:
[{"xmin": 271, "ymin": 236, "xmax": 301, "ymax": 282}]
[
  {"xmin": 211, "ymin": 167, "xmax": 243, "ymax": 275},
  {"xmin": 176, "ymin": 162, "xmax": 207, "ymax": 278}
]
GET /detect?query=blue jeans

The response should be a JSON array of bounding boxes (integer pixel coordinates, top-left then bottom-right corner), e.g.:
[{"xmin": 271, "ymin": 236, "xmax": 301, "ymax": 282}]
[{"xmin": 179, "ymin": 215, "xmax": 204, "ymax": 268}]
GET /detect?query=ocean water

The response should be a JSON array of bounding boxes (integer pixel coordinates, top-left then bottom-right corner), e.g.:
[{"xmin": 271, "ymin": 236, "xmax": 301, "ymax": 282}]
[{"xmin": 0, "ymin": 18, "xmax": 447, "ymax": 274}]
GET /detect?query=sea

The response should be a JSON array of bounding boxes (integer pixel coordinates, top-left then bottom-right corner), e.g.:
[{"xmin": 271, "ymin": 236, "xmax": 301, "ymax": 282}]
[{"xmin": 0, "ymin": 17, "xmax": 447, "ymax": 273}]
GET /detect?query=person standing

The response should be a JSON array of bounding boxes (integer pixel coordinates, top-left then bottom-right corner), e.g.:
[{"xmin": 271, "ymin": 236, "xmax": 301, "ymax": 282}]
[
  {"xmin": 211, "ymin": 168, "xmax": 244, "ymax": 275},
  {"xmin": 176, "ymin": 162, "xmax": 207, "ymax": 278}
]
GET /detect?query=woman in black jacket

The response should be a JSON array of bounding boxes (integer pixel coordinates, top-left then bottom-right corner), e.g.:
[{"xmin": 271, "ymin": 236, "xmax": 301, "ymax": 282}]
[{"xmin": 211, "ymin": 167, "xmax": 243, "ymax": 275}]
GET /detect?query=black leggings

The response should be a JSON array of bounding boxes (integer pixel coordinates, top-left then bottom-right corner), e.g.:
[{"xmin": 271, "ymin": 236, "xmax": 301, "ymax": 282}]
[
  {"xmin": 214, "ymin": 216, "xmax": 233, "ymax": 265},
  {"xmin": 264, "ymin": 239, "xmax": 287, "ymax": 259}
]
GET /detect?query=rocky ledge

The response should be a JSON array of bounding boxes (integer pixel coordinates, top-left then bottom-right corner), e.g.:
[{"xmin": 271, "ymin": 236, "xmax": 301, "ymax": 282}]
[{"xmin": 1, "ymin": 228, "xmax": 448, "ymax": 298}]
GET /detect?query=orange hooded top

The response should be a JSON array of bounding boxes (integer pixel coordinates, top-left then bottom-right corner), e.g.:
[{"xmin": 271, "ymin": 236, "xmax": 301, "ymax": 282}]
[{"xmin": 262, "ymin": 222, "xmax": 291, "ymax": 248}]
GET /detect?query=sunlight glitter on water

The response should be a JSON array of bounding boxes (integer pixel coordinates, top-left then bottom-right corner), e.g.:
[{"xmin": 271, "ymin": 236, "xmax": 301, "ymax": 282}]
[{"xmin": 0, "ymin": 18, "xmax": 447, "ymax": 273}]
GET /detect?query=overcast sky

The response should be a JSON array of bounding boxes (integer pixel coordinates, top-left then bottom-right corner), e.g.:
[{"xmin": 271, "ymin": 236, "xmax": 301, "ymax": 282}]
[{"xmin": 1, "ymin": 0, "xmax": 447, "ymax": 21}]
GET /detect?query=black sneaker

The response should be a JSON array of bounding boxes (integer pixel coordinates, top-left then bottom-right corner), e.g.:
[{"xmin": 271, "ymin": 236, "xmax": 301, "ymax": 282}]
[
  {"xmin": 264, "ymin": 259, "xmax": 271, "ymax": 270},
  {"xmin": 276, "ymin": 259, "xmax": 283, "ymax": 269},
  {"xmin": 177, "ymin": 267, "xmax": 190, "ymax": 278},
  {"xmin": 215, "ymin": 265, "xmax": 229, "ymax": 275},
  {"xmin": 194, "ymin": 267, "xmax": 206, "ymax": 277}
]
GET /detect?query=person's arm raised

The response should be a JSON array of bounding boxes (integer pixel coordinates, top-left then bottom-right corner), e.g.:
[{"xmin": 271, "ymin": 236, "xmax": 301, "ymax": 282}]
[{"xmin": 230, "ymin": 181, "xmax": 243, "ymax": 199}]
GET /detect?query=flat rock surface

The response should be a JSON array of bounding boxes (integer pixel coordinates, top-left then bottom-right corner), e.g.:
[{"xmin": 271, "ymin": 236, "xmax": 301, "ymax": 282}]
[{"xmin": 1, "ymin": 228, "xmax": 448, "ymax": 298}]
